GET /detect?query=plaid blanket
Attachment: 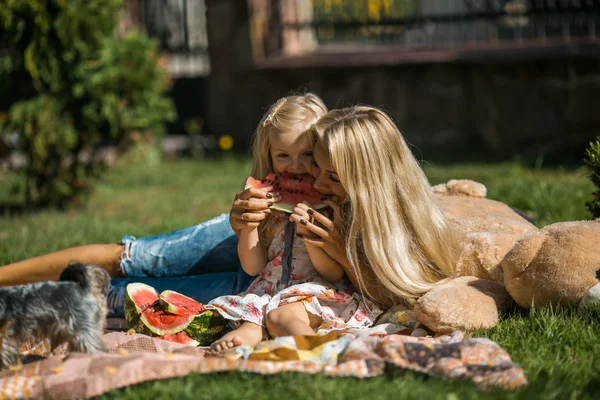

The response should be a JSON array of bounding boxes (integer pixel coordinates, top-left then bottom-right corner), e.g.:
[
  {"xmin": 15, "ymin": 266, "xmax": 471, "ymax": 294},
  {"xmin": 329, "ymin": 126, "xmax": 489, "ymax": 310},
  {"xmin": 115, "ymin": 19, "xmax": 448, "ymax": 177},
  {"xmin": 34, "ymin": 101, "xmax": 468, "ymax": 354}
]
[{"xmin": 0, "ymin": 330, "xmax": 526, "ymax": 399}]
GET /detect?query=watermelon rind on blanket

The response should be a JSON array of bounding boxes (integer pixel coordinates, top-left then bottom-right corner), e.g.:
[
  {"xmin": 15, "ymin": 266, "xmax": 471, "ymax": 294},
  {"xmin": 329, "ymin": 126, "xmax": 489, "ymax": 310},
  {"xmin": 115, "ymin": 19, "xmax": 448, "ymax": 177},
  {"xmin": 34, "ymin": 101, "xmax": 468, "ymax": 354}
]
[
  {"xmin": 124, "ymin": 282, "xmax": 229, "ymax": 346},
  {"xmin": 183, "ymin": 312, "xmax": 231, "ymax": 346}
]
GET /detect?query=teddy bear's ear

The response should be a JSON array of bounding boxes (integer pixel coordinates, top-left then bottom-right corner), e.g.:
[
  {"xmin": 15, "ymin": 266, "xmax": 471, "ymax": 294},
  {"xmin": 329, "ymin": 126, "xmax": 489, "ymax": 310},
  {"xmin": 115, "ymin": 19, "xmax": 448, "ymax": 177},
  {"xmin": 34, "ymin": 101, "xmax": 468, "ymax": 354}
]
[
  {"xmin": 433, "ymin": 179, "xmax": 487, "ymax": 198},
  {"xmin": 432, "ymin": 183, "xmax": 449, "ymax": 195}
]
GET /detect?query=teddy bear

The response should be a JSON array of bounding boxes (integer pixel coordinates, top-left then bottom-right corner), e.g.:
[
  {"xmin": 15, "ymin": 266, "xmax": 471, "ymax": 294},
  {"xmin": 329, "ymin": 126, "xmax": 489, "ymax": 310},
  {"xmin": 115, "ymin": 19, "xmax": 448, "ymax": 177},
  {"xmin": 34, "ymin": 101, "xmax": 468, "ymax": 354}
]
[{"xmin": 413, "ymin": 179, "xmax": 600, "ymax": 334}]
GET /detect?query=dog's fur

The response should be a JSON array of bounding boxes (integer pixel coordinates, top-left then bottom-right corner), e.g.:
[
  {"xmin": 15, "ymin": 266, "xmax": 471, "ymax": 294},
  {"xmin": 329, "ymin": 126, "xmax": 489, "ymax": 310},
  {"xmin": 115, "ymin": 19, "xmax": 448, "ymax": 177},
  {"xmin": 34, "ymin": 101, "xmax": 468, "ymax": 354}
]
[{"xmin": 0, "ymin": 263, "xmax": 110, "ymax": 368}]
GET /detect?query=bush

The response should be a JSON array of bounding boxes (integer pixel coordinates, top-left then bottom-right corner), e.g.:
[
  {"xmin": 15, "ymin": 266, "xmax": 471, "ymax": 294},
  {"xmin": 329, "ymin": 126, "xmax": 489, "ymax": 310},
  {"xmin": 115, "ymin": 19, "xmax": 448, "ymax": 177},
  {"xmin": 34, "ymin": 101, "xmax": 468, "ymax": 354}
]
[
  {"xmin": 584, "ymin": 138, "xmax": 600, "ymax": 218},
  {"xmin": 0, "ymin": 0, "xmax": 175, "ymax": 208}
]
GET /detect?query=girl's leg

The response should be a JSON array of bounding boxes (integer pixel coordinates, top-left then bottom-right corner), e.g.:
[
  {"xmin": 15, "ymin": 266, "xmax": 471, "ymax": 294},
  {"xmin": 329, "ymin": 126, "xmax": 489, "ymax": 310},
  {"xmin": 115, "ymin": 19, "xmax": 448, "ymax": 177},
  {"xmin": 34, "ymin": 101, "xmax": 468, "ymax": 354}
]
[
  {"xmin": 210, "ymin": 322, "xmax": 266, "ymax": 353},
  {"xmin": 0, "ymin": 244, "xmax": 124, "ymax": 286},
  {"xmin": 265, "ymin": 302, "xmax": 323, "ymax": 337}
]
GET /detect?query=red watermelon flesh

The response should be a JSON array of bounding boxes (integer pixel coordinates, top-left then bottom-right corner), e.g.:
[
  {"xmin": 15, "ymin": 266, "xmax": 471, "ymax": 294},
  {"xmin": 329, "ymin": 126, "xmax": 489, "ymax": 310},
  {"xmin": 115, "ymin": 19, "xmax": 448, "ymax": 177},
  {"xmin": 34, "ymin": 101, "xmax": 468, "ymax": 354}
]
[
  {"xmin": 140, "ymin": 307, "xmax": 196, "ymax": 335},
  {"xmin": 245, "ymin": 173, "xmax": 327, "ymax": 213},
  {"xmin": 125, "ymin": 283, "xmax": 196, "ymax": 336},
  {"xmin": 128, "ymin": 282, "xmax": 159, "ymax": 314},
  {"xmin": 160, "ymin": 290, "xmax": 206, "ymax": 316},
  {"xmin": 160, "ymin": 332, "xmax": 200, "ymax": 346}
]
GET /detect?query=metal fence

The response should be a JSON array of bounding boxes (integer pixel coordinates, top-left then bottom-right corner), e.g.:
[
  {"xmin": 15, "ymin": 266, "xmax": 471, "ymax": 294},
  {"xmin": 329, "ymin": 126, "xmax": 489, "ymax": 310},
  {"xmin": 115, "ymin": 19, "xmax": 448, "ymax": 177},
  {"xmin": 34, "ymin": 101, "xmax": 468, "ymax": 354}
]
[
  {"xmin": 122, "ymin": 0, "xmax": 210, "ymax": 77},
  {"xmin": 248, "ymin": 0, "xmax": 600, "ymax": 66}
]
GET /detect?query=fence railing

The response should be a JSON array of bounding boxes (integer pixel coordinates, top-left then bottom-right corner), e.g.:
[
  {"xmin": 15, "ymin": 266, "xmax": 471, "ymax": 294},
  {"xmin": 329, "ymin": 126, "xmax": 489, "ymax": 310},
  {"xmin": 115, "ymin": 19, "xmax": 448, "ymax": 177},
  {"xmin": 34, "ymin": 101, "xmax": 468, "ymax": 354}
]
[
  {"xmin": 121, "ymin": 0, "xmax": 210, "ymax": 77},
  {"xmin": 248, "ymin": 0, "xmax": 600, "ymax": 66}
]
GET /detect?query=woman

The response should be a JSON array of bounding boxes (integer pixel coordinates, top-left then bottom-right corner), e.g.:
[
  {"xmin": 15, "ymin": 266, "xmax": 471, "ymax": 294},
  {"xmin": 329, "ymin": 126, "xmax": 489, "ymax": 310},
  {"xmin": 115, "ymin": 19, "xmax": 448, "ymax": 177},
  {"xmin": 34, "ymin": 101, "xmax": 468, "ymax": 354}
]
[{"xmin": 290, "ymin": 106, "xmax": 456, "ymax": 308}]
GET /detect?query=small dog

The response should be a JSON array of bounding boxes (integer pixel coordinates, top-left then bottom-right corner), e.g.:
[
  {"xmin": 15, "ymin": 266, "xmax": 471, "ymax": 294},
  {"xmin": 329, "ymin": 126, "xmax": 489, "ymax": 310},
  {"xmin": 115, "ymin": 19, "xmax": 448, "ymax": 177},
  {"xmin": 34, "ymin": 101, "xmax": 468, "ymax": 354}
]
[{"xmin": 0, "ymin": 263, "xmax": 111, "ymax": 369}]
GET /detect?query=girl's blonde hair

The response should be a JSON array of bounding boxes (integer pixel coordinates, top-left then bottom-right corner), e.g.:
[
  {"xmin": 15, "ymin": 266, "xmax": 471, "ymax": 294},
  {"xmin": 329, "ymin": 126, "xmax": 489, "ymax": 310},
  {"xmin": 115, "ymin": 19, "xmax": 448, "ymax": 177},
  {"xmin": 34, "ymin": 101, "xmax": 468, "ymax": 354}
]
[
  {"xmin": 315, "ymin": 106, "xmax": 456, "ymax": 306},
  {"xmin": 250, "ymin": 93, "xmax": 328, "ymax": 180},
  {"xmin": 250, "ymin": 93, "xmax": 328, "ymax": 244}
]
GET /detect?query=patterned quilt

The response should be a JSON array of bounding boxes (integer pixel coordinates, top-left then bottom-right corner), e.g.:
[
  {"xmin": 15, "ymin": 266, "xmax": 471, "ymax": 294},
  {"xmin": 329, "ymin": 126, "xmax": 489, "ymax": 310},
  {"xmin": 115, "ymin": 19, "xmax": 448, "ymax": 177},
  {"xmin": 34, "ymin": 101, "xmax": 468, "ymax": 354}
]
[{"xmin": 0, "ymin": 328, "xmax": 527, "ymax": 399}]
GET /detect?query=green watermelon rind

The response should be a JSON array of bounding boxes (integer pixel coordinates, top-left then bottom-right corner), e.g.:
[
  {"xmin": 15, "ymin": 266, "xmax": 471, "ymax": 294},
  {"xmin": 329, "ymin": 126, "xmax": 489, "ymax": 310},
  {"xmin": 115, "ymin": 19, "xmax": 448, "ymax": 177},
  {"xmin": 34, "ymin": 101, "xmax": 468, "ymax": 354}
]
[
  {"xmin": 124, "ymin": 282, "xmax": 159, "ymax": 336},
  {"xmin": 124, "ymin": 290, "xmax": 154, "ymax": 336},
  {"xmin": 269, "ymin": 202, "xmax": 328, "ymax": 214},
  {"xmin": 183, "ymin": 310, "xmax": 229, "ymax": 346}
]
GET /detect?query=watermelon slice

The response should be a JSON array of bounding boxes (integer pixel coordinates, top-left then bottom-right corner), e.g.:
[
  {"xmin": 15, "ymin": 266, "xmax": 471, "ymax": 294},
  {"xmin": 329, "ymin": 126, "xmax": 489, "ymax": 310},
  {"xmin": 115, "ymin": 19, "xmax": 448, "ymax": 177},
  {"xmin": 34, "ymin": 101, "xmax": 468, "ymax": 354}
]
[
  {"xmin": 125, "ymin": 283, "xmax": 196, "ymax": 336},
  {"xmin": 161, "ymin": 290, "xmax": 206, "ymax": 316},
  {"xmin": 245, "ymin": 172, "xmax": 327, "ymax": 213},
  {"xmin": 124, "ymin": 282, "xmax": 229, "ymax": 346},
  {"xmin": 160, "ymin": 332, "xmax": 200, "ymax": 347}
]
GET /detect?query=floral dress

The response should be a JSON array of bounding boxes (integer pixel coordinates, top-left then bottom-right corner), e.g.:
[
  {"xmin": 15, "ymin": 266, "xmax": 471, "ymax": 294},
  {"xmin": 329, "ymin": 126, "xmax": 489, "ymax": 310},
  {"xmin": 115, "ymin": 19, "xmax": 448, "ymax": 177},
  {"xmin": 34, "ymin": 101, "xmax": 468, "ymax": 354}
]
[{"xmin": 207, "ymin": 212, "xmax": 382, "ymax": 331}]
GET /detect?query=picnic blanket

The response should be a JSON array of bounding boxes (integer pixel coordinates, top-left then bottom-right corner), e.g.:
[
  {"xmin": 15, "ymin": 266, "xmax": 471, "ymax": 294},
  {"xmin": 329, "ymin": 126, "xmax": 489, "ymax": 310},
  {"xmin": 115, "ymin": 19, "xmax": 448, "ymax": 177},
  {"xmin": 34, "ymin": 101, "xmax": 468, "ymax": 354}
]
[{"xmin": 0, "ymin": 329, "xmax": 527, "ymax": 398}]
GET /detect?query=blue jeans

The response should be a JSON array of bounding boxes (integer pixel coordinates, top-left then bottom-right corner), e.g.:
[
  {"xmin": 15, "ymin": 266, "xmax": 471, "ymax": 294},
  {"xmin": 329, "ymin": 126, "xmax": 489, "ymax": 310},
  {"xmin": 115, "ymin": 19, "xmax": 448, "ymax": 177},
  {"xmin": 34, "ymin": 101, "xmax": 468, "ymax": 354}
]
[{"xmin": 107, "ymin": 213, "xmax": 254, "ymax": 317}]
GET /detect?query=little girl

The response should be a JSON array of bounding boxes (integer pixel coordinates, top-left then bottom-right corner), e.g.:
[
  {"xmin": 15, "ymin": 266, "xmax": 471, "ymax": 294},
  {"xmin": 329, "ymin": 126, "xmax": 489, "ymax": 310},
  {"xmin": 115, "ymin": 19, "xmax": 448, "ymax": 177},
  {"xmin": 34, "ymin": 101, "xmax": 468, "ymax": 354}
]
[{"xmin": 208, "ymin": 96, "xmax": 381, "ymax": 352}]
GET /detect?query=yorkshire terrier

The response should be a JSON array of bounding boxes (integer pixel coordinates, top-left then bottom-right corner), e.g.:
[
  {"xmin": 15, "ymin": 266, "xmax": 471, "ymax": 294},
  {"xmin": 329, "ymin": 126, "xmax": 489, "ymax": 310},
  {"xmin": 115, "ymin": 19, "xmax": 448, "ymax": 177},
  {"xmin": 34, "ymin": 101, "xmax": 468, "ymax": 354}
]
[{"xmin": 0, "ymin": 263, "xmax": 110, "ymax": 369}]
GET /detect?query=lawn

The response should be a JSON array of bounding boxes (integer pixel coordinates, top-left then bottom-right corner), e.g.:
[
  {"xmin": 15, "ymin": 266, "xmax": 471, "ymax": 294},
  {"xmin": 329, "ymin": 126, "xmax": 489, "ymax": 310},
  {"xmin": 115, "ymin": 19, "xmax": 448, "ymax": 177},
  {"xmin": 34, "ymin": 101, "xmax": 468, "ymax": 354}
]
[{"xmin": 0, "ymin": 156, "xmax": 599, "ymax": 399}]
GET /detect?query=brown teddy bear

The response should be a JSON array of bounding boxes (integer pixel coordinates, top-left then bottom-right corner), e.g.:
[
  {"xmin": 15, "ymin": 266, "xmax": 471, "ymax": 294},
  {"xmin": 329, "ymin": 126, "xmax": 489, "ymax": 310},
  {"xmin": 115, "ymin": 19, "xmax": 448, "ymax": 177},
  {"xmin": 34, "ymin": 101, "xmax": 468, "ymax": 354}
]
[{"xmin": 414, "ymin": 179, "xmax": 600, "ymax": 334}]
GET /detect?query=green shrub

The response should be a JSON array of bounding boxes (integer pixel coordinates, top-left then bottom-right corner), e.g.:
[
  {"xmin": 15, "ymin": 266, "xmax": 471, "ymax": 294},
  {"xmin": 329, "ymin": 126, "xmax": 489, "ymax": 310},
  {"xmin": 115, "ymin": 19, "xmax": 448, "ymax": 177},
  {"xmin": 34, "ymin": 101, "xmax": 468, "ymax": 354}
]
[
  {"xmin": 0, "ymin": 0, "xmax": 175, "ymax": 208},
  {"xmin": 584, "ymin": 138, "xmax": 600, "ymax": 218}
]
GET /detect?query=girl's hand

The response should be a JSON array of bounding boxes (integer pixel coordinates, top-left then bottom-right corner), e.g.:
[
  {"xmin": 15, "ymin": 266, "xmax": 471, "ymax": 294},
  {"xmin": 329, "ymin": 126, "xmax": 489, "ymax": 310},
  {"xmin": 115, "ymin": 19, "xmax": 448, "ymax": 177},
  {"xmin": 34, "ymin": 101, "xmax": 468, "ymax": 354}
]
[
  {"xmin": 289, "ymin": 199, "xmax": 347, "ymax": 265},
  {"xmin": 230, "ymin": 186, "xmax": 280, "ymax": 233}
]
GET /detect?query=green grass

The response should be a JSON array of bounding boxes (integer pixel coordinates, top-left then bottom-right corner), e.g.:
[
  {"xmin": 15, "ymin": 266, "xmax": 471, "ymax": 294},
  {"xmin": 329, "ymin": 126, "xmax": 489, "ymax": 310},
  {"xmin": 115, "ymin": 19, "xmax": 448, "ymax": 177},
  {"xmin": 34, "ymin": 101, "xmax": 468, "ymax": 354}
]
[{"xmin": 0, "ymin": 157, "xmax": 598, "ymax": 399}]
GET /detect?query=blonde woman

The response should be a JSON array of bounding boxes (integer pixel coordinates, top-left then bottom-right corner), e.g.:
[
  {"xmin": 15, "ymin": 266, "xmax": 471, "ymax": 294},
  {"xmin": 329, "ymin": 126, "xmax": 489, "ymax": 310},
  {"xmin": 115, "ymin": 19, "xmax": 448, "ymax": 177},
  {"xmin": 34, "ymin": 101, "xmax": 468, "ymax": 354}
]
[{"xmin": 290, "ymin": 106, "xmax": 456, "ymax": 308}]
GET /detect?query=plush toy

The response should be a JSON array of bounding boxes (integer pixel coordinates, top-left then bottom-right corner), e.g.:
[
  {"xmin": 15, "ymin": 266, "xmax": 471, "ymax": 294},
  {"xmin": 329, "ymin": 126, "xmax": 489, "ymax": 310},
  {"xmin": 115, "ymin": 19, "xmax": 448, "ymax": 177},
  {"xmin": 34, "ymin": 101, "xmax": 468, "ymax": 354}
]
[{"xmin": 414, "ymin": 179, "xmax": 600, "ymax": 334}]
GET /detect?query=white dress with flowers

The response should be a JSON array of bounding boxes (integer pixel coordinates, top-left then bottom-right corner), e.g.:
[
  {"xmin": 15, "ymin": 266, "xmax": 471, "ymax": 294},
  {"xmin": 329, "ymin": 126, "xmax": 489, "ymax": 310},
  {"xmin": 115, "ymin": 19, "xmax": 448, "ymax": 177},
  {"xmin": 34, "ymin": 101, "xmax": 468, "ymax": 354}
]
[{"xmin": 207, "ymin": 212, "xmax": 381, "ymax": 331}]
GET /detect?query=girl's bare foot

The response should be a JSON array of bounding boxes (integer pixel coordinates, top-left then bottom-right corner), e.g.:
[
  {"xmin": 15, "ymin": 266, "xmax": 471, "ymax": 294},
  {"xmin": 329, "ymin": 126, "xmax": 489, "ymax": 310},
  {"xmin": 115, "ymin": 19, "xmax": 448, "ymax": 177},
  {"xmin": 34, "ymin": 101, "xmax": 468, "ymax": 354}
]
[
  {"xmin": 210, "ymin": 322, "xmax": 264, "ymax": 353},
  {"xmin": 210, "ymin": 333, "xmax": 244, "ymax": 352}
]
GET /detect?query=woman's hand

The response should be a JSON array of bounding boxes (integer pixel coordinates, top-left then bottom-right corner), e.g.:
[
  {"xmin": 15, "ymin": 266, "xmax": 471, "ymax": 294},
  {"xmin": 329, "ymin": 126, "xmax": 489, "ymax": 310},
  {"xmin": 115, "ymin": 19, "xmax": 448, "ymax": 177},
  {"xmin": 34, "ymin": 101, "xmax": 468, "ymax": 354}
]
[
  {"xmin": 289, "ymin": 199, "xmax": 348, "ymax": 266},
  {"xmin": 230, "ymin": 186, "xmax": 280, "ymax": 234},
  {"xmin": 289, "ymin": 202, "xmax": 316, "ymax": 237}
]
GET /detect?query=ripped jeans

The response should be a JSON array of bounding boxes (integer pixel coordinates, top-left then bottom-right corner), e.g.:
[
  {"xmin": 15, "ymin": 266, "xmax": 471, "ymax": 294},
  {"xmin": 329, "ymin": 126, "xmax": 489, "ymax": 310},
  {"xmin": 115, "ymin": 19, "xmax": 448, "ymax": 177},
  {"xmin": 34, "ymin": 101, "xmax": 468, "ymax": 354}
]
[{"xmin": 107, "ymin": 213, "xmax": 254, "ymax": 317}]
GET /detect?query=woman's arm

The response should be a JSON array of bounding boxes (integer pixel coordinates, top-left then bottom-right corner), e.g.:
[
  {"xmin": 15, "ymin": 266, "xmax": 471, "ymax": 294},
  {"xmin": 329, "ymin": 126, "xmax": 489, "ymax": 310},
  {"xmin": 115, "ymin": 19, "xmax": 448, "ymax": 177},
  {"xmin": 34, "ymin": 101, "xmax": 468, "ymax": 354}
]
[
  {"xmin": 237, "ymin": 228, "xmax": 266, "ymax": 276},
  {"xmin": 290, "ymin": 201, "xmax": 394, "ymax": 308},
  {"xmin": 291, "ymin": 204, "xmax": 344, "ymax": 282}
]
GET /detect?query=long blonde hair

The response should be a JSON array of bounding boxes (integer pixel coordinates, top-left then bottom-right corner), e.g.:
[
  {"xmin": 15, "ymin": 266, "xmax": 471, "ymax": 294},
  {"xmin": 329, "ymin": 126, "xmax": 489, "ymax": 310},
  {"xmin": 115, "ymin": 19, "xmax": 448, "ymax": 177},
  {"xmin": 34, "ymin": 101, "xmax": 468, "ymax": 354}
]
[
  {"xmin": 250, "ymin": 93, "xmax": 328, "ymax": 244},
  {"xmin": 317, "ymin": 106, "xmax": 456, "ymax": 305},
  {"xmin": 250, "ymin": 93, "xmax": 328, "ymax": 180}
]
